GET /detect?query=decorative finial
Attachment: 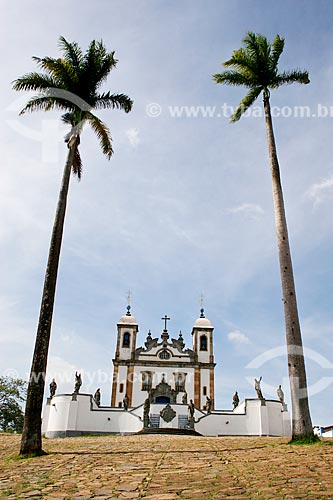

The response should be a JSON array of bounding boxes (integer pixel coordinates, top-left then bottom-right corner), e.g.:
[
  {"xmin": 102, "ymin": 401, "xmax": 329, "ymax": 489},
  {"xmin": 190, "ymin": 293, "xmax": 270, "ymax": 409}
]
[
  {"xmin": 200, "ymin": 293, "xmax": 205, "ymax": 317},
  {"xmin": 147, "ymin": 329, "xmax": 152, "ymax": 338},
  {"xmin": 179, "ymin": 330, "xmax": 183, "ymax": 338},
  {"xmin": 126, "ymin": 290, "xmax": 131, "ymax": 316}
]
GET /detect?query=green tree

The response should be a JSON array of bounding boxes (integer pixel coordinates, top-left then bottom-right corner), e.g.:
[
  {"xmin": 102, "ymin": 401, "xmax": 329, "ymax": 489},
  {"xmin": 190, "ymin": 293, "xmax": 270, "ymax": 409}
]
[
  {"xmin": 0, "ymin": 377, "xmax": 27, "ymax": 433},
  {"xmin": 213, "ymin": 32, "xmax": 314, "ymax": 439},
  {"xmin": 13, "ymin": 37, "xmax": 133, "ymax": 455}
]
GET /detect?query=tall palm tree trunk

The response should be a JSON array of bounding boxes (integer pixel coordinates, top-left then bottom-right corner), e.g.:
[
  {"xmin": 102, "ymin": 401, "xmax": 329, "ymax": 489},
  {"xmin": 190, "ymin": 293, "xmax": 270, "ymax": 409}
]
[
  {"xmin": 263, "ymin": 96, "xmax": 313, "ymax": 438},
  {"xmin": 20, "ymin": 137, "xmax": 78, "ymax": 455}
]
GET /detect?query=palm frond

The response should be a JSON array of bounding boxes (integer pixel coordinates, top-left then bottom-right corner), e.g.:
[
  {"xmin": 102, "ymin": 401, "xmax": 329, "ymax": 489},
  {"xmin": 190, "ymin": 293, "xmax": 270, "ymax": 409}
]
[
  {"xmin": 270, "ymin": 70, "xmax": 310, "ymax": 88},
  {"xmin": 83, "ymin": 43, "xmax": 118, "ymax": 93},
  {"xmin": 93, "ymin": 53, "xmax": 118, "ymax": 89},
  {"xmin": 12, "ymin": 73, "xmax": 59, "ymax": 92},
  {"xmin": 243, "ymin": 32, "xmax": 271, "ymax": 71},
  {"xmin": 86, "ymin": 112, "xmax": 113, "ymax": 159},
  {"xmin": 270, "ymin": 35, "xmax": 285, "ymax": 70},
  {"xmin": 94, "ymin": 92, "xmax": 133, "ymax": 112},
  {"xmin": 72, "ymin": 146, "xmax": 82, "ymax": 179},
  {"xmin": 224, "ymin": 48, "xmax": 258, "ymax": 76},
  {"xmin": 58, "ymin": 36, "xmax": 83, "ymax": 70},
  {"xmin": 213, "ymin": 70, "xmax": 254, "ymax": 88},
  {"xmin": 19, "ymin": 96, "xmax": 75, "ymax": 115},
  {"xmin": 32, "ymin": 56, "xmax": 77, "ymax": 89},
  {"xmin": 230, "ymin": 86, "xmax": 262, "ymax": 122}
]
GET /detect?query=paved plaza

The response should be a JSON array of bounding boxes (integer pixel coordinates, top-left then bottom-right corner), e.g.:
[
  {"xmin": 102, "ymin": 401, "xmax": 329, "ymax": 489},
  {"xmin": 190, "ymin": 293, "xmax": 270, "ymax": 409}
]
[{"xmin": 1, "ymin": 434, "xmax": 333, "ymax": 499}]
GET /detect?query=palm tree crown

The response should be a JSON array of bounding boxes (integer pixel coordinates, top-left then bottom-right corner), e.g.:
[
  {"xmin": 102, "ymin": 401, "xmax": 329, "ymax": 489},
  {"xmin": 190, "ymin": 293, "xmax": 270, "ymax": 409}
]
[
  {"xmin": 213, "ymin": 32, "xmax": 309, "ymax": 121},
  {"xmin": 13, "ymin": 36, "xmax": 133, "ymax": 177}
]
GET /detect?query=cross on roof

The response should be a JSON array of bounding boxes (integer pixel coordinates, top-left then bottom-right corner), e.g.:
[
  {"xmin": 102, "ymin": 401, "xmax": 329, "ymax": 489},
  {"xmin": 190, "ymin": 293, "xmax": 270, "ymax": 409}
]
[{"xmin": 161, "ymin": 315, "xmax": 170, "ymax": 331}]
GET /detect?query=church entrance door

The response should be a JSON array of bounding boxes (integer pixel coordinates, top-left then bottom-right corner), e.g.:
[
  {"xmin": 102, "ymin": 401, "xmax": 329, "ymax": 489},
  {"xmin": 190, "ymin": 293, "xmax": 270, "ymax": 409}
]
[{"xmin": 156, "ymin": 396, "xmax": 170, "ymax": 404}]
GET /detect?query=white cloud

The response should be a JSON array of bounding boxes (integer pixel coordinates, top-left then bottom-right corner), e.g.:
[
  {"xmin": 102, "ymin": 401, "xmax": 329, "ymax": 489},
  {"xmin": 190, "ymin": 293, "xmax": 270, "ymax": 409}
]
[
  {"xmin": 228, "ymin": 330, "xmax": 251, "ymax": 345},
  {"xmin": 125, "ymin": 128, "xmax": 140, "ymax": 147},
  {"xmin": 306, "ymin": 175, "xmax": 333, "ymax": 207},
  {"xmin": 226, "ymin": 203, "xmax": 264, "ymax": 219}
]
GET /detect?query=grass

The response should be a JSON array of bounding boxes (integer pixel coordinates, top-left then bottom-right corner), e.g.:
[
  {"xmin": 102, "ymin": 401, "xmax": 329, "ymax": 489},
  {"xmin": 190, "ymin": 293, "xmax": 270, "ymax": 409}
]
[{"xmin": 288, "ymin": 434, "xmax": 321, "ymax": 445}]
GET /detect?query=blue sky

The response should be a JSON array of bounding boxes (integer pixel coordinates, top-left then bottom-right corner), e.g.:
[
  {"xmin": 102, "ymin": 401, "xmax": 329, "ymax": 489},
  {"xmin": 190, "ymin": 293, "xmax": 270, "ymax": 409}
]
[{"xmin": 1, "ymin": 0, "xmax": 333, "ymax": 425}]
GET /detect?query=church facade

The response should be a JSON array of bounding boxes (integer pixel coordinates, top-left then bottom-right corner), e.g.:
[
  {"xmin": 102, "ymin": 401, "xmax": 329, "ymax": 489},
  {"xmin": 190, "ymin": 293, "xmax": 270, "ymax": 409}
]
[
  {"xmin": 111, "ymin": 306, "xmax": 215, "ymax": 410},
  {"xmin": 42, "ymin": 306, "xmax": 291, "ymax": 438}
]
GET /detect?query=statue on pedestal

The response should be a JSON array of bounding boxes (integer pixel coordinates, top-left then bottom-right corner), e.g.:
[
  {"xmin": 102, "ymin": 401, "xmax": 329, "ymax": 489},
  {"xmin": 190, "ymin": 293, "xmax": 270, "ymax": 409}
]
[
  {"xmin": 143, "ymin": 397, "xmax": 150, "ymax": 428},
  {"xmin": 206, "ymin": 396, "xmax": 212, "ymax": 414},
  {"xmin": 49, "ymin": 378, "xmax": 57, "ymax": 398},
  {"xmin": 188, "ymin": 399, "xmax": 195, "ymax": 429},
  {"xmin": 232, "ymin": 391, "xmax": 239, "ymax": 409},
  {"xmin": 254, "ymin": 376, "xmax": 264, "ymax": 399},
  {"xmin": 123, "ymin": 394, "xmax": 129, "ymax": 411},
  {"xmin": 94, "ymin": 388, "xmax": 101, "ymax": 407},
  {"xmin": 277, "ymin": 385, "xmax": 284, "ymax": 403},
  {"xmin": 74, "ymin": 372, "xmax": 82, "ymax": 394},
  {"xmin": 188, "ymin": 399, "xmax": 195, "ymax": 418},
  {"xmin": 182, "ymin": 392, "xmax": 188, "ymax": 405}
]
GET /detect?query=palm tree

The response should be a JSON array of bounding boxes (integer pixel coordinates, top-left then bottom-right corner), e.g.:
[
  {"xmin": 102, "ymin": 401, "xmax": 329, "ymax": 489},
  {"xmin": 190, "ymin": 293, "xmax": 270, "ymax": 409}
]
[
  {"xmin": 13, "ymin": 37, "xmax": 133, "ymax": 455},
  {"xmin": 213, "ymin": 32, "xmax": 314, "ymax": 440}
]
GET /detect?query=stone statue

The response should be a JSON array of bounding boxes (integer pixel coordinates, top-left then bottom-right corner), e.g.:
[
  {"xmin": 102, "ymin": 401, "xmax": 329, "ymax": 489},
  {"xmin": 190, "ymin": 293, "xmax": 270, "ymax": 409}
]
[
  {"xmin": 143, "ymin": 397, "xmax": 150, "ymax": 428},
  {"xmin": 182, "ymin": 392, "xmax": 188, "ymax": 405},
  {"xmin": 188, "ymin": 399, "xmax": 195, "ymax": 429},
  {"xmin": 277, "ymin": 384, "xmax": 284, "ymax": 404},
  {"xmin": 74, "ymin": 372, "xmax": 82, "ymax": 394},
  {"xmin": 188, "ymin": 399, "xmax": 195, "ymax": 418},
  {"xmin": 206, "ymin": 396, "xmax": 212, "ymax": 414},
  {"xmin": 255, "ymin": 376, "xmax": 264, "ymax": 399},
  {"xmin": 94, "ymin": 388, "xmax": 101, "ymax": 407},
  {"xmin": 232, "ymin": 391, "xmax": 239, "ymax": 409},
  {"xmin": 123, "ymin": 394, "xmax": 129, "ymax": 411},
  {"xmin": 49, "ymin": 378, "xmax": 57, "ymax": 398}
]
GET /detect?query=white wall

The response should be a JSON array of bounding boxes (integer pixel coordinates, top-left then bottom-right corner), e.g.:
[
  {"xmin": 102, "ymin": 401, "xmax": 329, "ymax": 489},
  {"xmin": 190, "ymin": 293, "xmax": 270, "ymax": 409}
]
[
  {"xmin": 43, "ymin": 394, "xmax": 142, "ymax": 437},
  {"xmin": 43, "ymin": 394, "xmax": 290, "ymax": 438},
  {"xmin": 196, "ymin": 399, "xmax": 291, "ymax": 437}
]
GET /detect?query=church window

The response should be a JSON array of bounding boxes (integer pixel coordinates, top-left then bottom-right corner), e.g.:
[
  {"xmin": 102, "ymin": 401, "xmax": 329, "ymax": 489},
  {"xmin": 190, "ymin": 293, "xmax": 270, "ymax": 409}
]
[
  {"xmin": 159, "ymin": 350, "xmax": 171, "ymax": 360},
  {"xmin": 141, "ymin": 372, "xmax": 152, "ymax": 391},
  {"xmin": 175, "ymin": 373, "xmax": 185, "ymax": 392},
  {"xmin": 203, "ymin": 386, "xmax": 207, "ymax": 396},
  {"xmin": 200, "ymin": 335, "xmax": 207, "ymax": 351},
  {"xmin": 122, "ymin": 332, "xmax": 130, "ymax": 348},
  {"xmin": 119, "ymin": 383, "xmax": 124, "ymax": 393}
]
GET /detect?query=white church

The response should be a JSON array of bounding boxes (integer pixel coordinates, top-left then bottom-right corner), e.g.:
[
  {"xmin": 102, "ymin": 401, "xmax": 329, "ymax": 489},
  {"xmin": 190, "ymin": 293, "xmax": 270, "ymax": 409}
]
[{"xmin": 42, "ymin": 306, "xmax": 291, "ymax": 437}]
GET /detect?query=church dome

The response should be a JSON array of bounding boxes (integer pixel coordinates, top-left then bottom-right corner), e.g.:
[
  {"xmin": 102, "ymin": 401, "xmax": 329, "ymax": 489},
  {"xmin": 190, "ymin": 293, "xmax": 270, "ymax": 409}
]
[
  {"xmin": 194, "ymin": 308, "xmax": 212, "ymax": 328},
  {"xmin": 118, "ymin": 306, "xmax": 137, "ymax": 324},
  {"xmin": 194, "ymin": 317, "xmax": 212, "ymax": 327}
]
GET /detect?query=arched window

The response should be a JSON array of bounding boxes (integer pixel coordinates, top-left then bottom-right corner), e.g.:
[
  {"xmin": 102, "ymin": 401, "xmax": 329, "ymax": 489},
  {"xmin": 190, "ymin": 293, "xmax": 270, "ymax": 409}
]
[
  {"xmin": 122, "ymin": 332, "xmax": 130, "ymax": 348},
  {"xmin": 159, "ymin": 350, "xmax": 171, "ymax": 360},
  {"xmin": 141, "ymin": 372, "xmax": 152, "ymax": 391},
  {"xmin": 175, "ymin": 373, "xmax": 185, "ymax": 392},
  {"xmin": 200, "ymin": 335, "xmax": 207, "ymax": 351}
]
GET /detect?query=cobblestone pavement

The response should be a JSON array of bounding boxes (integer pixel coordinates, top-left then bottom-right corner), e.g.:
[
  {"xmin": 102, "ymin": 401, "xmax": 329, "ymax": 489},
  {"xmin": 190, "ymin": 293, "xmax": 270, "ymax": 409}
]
[{"xmin": 1, "ymin": 434, "xmax": 333, "ymax": 499}]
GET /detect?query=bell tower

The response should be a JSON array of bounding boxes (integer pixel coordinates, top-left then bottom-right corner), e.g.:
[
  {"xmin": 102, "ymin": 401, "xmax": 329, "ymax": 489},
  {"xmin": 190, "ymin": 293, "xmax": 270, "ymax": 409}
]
[
  {"xmin": 191, "ymin": 308, "xmax": 215, "ymax": 410},
  {"xmin": 111, "ymin": 305, "xmax": 138, "ymax": 407}
]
